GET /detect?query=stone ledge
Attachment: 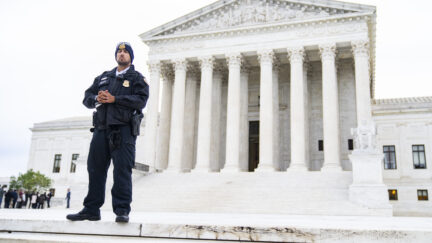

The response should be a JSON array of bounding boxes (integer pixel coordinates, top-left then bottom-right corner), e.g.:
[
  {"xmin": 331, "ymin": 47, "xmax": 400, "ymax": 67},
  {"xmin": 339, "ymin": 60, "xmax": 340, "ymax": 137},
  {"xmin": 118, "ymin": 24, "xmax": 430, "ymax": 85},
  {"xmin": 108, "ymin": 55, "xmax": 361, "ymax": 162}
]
[{"xmin": 1, "ymin": 210, "xmax": 432, "ymax": 243}]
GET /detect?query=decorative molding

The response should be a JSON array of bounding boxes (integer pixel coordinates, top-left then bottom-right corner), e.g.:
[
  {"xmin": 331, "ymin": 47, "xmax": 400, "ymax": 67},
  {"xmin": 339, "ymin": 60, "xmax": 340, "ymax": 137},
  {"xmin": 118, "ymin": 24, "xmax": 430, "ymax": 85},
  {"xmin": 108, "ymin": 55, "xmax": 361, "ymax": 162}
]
[
  {"xmin": 257, "ymin": 49, "xmax": 275, "ymax": 64},
  {"xmin": 288, "ymin": 46, "xmax": 305, "ymax": 64},
  {"xmin": 161, "ymin": 64, "xmax": 175, "ymax": 81},
  {"xmin": 198, "ymin": 56, "xmax": 215, "ymax": 69},
  {"xmin": 319, "ymin": 43, "xmax": 337, "ymax": 61},
  {"xmin": 226, "ymin": 53, "xmax": 243, "ymax": 68},
  {"xmin": 187, "ymin": 63, "xmax": 200, "ymax": 80},
  {"xmin": 147, "ymin": 60, "xmax": 161, "ymax": 73},
  {"xmin": 173, "ymin": 58, "xmax": 188, "ymax": 72},
  {"xmin": 352, "ymin": 39, "xmax": 370, "ymax": 58},
  {"xmin": 373, "ymin": 97, "xmax": 432, "ymax": 105}
]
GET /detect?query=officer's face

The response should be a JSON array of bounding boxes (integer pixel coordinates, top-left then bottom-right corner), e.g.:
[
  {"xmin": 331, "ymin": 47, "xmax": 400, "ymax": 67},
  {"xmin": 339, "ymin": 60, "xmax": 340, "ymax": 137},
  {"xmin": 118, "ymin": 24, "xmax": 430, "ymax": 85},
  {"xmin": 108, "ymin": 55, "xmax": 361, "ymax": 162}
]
[{"xmin": 116, "ymin": 49, "xmax": 131, "ymax": 66}]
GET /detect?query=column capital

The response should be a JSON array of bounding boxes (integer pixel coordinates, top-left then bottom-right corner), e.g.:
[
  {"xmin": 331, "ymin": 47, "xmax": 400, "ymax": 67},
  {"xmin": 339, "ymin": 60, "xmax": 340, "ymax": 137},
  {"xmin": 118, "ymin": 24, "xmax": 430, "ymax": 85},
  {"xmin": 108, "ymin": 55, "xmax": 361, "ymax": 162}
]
[
  {"xmin": 257, "ymin": 49, "xmax": 275, "ymax": 64},
  {"xmin": 352, "ymin": 39, "xmax": 370, "ymax": 59},
  {"xmin": 187, "ymin": 63, "xmax": 200, "ymax": 80},
  {"xmin": 273, "ymin": 58, "xmax": 281, "ymax": 71},
  {"xmin": 319, "ymin": 43, "xmax": 337, "ymax": 61},
  {"xmin": 147, "ymin": 60, "xmax": 161, "ymax": 73},
  {"xmin": 173, "ymin": 58, "xmax": 188, "ymax": 71},
  {"xmin": 226, "ymin": 53, "xmax": 243, "ymax": 67},
  {"xmin": 161, "ymin": 64, "xmax": 174, "ymax": 81},
  {"xmin": 198, "ymin": 56, "xmax": 215, "ymax": 69},
  {"xmin": 287, "ymin": 47, "xmax": 305, "ymax": 63}
]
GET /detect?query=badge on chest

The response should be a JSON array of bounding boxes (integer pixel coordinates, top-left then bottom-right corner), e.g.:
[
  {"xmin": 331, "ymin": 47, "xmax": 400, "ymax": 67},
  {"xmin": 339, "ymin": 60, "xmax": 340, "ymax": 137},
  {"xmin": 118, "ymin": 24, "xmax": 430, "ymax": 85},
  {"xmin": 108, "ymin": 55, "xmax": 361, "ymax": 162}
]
[{"xmin": 123, "ymin": 80, "xmax": 130, "ymax": 87}]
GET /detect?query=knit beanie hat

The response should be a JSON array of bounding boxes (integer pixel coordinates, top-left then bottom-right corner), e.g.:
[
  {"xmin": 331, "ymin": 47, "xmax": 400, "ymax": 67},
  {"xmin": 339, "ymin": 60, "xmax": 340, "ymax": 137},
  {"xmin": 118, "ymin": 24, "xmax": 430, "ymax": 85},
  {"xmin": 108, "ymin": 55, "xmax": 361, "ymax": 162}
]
[{"xmin": 115, "ymin": 42, "xmax": 134, "ymax": 63}]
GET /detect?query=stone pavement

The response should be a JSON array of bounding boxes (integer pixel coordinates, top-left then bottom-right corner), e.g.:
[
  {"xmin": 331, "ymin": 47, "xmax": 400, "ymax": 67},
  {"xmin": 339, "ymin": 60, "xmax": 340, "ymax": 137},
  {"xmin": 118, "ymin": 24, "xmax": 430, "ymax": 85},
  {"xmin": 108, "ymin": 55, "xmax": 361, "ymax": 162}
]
[{"xmin": 1, "ymin": 209, "xmax": 432, "ymax": 242}]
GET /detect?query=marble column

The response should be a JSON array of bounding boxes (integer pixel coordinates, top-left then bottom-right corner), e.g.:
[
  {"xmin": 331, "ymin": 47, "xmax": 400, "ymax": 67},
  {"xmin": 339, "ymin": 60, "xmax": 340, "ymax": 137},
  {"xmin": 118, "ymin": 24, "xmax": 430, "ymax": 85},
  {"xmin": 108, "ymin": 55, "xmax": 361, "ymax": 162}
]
[
  {"xmin": 195, "ymin": 56, "xmax": 215, "ymax": 172},
  {"xmin": 352, "ymin": 40, "xmax": 372, "ymax": 125},
  {"xmin": 182, "ymin": 65, "xmax": 199, "ymax": 172},
  {"xmin": 319, "ymin": 43, "xmax": 342, "ymax": 171},
  {"xmin": 224, "ymin": 53, "xmax": 242, "ymax": 172},
  {"xmin": 288, "ymin": 47, "xmax": 308, "ymax": 171},
  {"xmin": 256, "ymin": 50, "xmax": 276, "ymax": 172},
  {"xmin": 155, "ymin": 65, "xmax": 174, "ymax": 171},
  {"xmin": 167, "ymin": 58, "xmax": 187, "ymax": 172},
  {"xmin": 240, "ymin": 65, "xmax": 249, "ymax": 171},
  {"xmin": 211, "ymin": 65, "xmax": 224, "ymax": 172},
  {"xmin": 142, "ymin": 60, "xmax": 161, "ymax": 168},
  {"xmin": 272, "ymin": 60, "xmax": 280, "ymax": 170}
]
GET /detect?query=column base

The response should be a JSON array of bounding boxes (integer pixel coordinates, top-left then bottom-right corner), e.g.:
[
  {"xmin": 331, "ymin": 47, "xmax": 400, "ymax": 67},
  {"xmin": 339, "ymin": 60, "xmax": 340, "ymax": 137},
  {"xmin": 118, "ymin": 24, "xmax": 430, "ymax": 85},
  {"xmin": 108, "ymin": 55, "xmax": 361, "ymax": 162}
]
[
  {"xmin": 321, "ymin": 164, "xmax": 343, "ymax": 172},
  {"xmin": 287, "ymin": 163, "xmax": 308, "ymax": 171},
  {"xmin": 255, "ymin": 165, "xmax": 277, "ymax": 173}
]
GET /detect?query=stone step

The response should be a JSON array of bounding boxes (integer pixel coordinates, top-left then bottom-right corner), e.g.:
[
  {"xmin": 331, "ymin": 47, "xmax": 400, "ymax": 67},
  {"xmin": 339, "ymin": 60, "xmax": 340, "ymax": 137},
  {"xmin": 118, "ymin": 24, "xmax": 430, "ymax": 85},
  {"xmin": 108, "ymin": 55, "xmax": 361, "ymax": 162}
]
[{"xmin": 0, "ymin": 210, "xmax": 431, "ymax": 243}]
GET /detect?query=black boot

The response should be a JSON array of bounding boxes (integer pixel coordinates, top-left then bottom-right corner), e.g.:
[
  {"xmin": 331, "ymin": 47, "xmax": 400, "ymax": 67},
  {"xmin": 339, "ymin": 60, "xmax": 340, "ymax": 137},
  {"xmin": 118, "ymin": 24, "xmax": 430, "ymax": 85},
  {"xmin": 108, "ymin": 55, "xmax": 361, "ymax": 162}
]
[
  {"xmin": 66, "ymin": 210, "xmax": 101, "ymax": 221},
  {"xmin": 115, "ymin": 213, "xmax": 129, "ymax": 223}
]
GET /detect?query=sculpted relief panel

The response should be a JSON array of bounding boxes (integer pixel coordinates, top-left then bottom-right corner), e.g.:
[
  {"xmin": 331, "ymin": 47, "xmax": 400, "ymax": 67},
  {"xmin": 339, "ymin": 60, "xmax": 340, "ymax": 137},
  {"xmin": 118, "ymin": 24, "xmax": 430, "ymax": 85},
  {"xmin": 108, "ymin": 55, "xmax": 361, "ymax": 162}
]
[{"xmin": 159, "ymin": 0, "xmax": 352, "ymax": 36}]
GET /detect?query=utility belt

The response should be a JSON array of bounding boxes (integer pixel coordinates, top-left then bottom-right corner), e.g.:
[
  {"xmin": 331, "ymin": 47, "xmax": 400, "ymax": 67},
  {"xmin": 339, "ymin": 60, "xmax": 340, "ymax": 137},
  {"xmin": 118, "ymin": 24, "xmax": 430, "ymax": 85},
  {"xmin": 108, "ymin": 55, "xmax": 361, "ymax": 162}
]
[{"xmin": 91, "ymin": 111, "xmax": 143, "ymax": 137}]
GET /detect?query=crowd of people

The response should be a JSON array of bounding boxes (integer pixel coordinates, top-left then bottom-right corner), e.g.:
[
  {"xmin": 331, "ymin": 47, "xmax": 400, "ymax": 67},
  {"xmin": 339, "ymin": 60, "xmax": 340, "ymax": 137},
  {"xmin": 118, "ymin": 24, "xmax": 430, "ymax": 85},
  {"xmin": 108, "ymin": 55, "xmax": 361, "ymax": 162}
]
[{"xmin": 0, "ymin": 185, "xmax": 53, "ymax": 209}]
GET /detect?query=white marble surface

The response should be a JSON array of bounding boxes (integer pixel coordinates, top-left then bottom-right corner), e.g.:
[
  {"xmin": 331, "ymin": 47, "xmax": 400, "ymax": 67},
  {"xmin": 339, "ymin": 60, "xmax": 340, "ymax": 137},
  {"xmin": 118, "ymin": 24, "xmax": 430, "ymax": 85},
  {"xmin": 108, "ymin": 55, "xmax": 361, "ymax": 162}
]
[{"xmin": 0, "ymin": 209, "xmax": 432, "ymax": 243}]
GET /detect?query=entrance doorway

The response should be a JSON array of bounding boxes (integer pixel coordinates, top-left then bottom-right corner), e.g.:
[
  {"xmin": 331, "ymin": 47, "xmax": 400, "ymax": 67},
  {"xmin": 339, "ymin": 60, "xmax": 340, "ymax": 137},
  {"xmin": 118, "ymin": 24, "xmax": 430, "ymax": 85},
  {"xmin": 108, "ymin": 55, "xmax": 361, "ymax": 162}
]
[{"xmin": 248, "ymin": 121, "xmax": 259, "ymax": 172}]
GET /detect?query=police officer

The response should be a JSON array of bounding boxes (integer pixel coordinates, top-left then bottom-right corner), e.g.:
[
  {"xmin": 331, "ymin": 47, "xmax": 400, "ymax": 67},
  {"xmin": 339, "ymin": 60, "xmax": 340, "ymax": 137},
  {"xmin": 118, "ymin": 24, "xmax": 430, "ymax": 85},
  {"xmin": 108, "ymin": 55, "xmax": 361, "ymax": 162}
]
[{"xmin": 67, "ymin": 42, "xmax": 149, "ymax": 223}]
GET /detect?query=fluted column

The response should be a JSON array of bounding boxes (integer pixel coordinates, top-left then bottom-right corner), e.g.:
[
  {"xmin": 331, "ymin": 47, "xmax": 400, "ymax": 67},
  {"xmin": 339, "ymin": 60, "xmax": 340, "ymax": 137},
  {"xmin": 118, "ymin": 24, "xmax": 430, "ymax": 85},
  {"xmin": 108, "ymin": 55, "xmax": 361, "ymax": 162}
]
[
  {"xmin": 288, "ymin": 47, "xmax": 308, "ymax": 171},
  {"xmin": 256, "ymin": 50, "xmax": 276, "ymax": 172},
  {"xmin": 182, "ymin": 65, "xmax": 199, "ymax": 172},
  {"xmin": 352, "ymin": 40, "xmax": 372, "ymax": 125},
  {"xmin": 143, "ymin": 60, "xmax": 161, "ymax": 168},
  {"xmin": 210, "ymin": 65, "xmax": 224, "ymax": 172},
  {"xmin": 319, "ymin": 43, "xmax": 342, "ymax": 171},
  {"xmin": 155, "ymin": 65, "xmax": 174, "ymax": 171},
  {"xmin": 272, "ymin": 60, "xmax": 280, "ymax": 170},
  {"xmin": 195, "ymin": 56, "xmax": 215, "ymax": 172},
  {"xmin": 167, "ymin": 58, "xmax": 187, "ymax": 172},
  {"xmin": 240, "ymin": 65, "xmax": 249, "ymax": 171},
  {"xmin": 224, "ymin": 53, "xmax": 242, "ymax": 172}
]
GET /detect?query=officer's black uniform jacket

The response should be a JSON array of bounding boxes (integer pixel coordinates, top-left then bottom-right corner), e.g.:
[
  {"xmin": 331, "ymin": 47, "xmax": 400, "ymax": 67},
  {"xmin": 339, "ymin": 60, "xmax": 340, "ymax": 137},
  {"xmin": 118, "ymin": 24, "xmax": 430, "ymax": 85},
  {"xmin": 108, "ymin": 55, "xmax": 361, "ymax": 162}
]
[{"xmin": 83, "ymin": 65, "xmax": 149, "ymax": 128}]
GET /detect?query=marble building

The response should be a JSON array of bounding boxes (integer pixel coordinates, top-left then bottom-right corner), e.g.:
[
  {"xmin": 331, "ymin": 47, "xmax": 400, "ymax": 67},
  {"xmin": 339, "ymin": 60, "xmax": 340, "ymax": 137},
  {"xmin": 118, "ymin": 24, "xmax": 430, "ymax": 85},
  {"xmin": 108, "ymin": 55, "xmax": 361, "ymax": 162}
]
[{"xmin": 27, "ymin": 0, "xmax": 432, "ymax": 216}]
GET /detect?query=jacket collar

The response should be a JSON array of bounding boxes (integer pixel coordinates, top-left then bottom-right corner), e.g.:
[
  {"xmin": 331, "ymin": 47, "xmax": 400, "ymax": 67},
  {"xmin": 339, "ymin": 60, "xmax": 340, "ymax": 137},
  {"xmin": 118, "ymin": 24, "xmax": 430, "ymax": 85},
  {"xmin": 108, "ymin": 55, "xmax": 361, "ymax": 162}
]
[{"xmin": 106, "ymin": 65, "xmax": 135, "ymax": 78}]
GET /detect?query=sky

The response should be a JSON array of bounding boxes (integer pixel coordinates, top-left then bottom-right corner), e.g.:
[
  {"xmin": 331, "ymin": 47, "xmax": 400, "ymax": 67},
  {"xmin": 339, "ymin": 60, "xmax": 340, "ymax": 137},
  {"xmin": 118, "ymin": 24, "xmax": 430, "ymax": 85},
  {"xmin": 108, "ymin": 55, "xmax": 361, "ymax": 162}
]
[{"xmin": 0, "ymin": 0, "xmax": 431, "ymax": 178}]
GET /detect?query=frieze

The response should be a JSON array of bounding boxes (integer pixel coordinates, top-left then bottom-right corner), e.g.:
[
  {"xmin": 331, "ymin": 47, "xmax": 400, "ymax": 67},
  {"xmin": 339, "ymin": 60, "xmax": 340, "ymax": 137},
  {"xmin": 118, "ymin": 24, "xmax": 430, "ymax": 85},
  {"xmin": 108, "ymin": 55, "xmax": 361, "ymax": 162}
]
[{"xmin": 148, "ymin": 21, "xmax": 367, "ymax": 56}]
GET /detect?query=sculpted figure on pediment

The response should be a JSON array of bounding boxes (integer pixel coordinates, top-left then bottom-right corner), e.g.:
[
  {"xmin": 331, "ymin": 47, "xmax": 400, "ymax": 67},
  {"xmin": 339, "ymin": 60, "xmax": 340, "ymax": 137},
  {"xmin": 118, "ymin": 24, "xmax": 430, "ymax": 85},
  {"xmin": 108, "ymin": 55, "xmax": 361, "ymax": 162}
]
[{"xmin": 166, "ymin": 0, "xmax": 342, "ymax": 36}]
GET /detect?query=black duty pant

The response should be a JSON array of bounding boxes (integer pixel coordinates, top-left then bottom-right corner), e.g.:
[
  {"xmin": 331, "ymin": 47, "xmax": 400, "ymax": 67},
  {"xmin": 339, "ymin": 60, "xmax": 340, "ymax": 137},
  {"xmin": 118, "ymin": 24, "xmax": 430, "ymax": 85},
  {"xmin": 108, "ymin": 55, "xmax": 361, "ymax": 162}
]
[{"xmin": 83, "ymin": 125, "xmax": 136, "ymax": 216}]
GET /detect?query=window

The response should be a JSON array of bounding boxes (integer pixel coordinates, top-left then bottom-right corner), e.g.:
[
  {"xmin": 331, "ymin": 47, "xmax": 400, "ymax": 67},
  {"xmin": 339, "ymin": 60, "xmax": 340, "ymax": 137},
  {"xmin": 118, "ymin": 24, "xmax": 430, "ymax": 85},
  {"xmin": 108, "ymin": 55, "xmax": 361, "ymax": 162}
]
[
  {"xmin": 348, "ymin": 139, "xmax": 354, "ymax": 150},
  {"xmin": 412, "ymin": 145, "xmax": 426, "ymax": 169},
  {"xmin": 388, "ymin": 189, "xmax": 398, "ymax": 200},
  {"xmin": 418, "ymin": 190, "xmax": 428, "ymax": 201},
  {"xmin": 383, "ymin": 146, "xmax": 397, "ymax": 169},
  {"xmin": 52, "ymin": 154, "xmax": 61, "ymax": 173},
  {"xmin": 70, "ymin": 154, "xmax": 79, "ymax": 173},
  {"xmin": 318, "ymin": 140, "xmax": 323, "ymax": 151}
]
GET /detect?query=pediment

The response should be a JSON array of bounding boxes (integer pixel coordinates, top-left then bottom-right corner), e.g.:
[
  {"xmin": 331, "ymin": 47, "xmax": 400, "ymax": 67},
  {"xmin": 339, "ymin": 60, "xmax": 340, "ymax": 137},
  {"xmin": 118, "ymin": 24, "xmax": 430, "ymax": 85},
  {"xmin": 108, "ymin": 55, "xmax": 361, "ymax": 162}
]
[{"xmin": 140, "ymin": 0, "xmax": 375, "ymax": 40}]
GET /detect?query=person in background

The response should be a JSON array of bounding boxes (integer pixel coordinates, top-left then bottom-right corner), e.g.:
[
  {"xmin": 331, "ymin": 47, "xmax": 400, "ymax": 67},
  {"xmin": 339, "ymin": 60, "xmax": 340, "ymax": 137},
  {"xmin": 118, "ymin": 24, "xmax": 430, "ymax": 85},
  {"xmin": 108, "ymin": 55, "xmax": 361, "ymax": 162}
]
[
  {"xmin": 0, "ymin": 186, "xmax": 5, "ymax": 208},
  {"xmin": 66, "ymin": 188, "xmax": 71, "ymax": 209},
  {"xmin": 4, "ymin": 189, "xmax": 12, "ymax": 208},
  {"xmin": 31, "ymin": 192, "xmax": 38, "ymax": 209},
  {"xmin": 11, "ymin": 189, "xmax": 18, "ymax": 208},
  {"xmin": 47, "ymin": 191, "xmax": 52, "ymax": 208}
]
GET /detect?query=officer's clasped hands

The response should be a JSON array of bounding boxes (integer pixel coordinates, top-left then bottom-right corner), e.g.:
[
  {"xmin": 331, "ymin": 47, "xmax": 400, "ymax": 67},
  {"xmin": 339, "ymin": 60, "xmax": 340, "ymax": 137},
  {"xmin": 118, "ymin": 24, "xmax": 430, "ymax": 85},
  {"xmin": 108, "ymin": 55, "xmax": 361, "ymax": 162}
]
[{"xmin": 97, "ymin": 90, "xmax": 115, "ymax": 104}]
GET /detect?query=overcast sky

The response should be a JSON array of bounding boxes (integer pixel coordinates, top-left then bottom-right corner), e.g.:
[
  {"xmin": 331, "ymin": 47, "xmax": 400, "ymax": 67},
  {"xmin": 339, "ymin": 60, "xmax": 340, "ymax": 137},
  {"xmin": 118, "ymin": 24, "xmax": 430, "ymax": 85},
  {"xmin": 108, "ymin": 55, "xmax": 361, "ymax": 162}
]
[{"xmin": 0, "ymin": 0, "xmax": 431, "ymax": 178}]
